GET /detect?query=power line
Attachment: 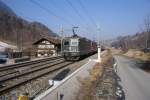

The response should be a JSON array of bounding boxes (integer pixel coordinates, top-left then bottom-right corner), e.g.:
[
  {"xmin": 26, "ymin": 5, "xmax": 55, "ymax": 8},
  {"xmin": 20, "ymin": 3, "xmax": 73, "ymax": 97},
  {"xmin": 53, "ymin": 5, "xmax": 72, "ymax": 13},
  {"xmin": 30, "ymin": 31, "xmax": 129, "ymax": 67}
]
[
  {"xmin": 50, "ymin": 0, "xmax": 72, "ymax": 21},
  {"xmin": 77, "ymin": 0, "xmax": 97, "ymax": 27},
  {"xmin": 30, "ymin": 0, "xmax": 73, "ymax": 26},
  {"xmin": 65, "ymin": 0, "xmax": 97, "ymax": 36},
  {"xmin": 49, "ymin": 0, "xmax": 76, "ymax": 27},
  {"xmin": 77, "ymin": 0, "xmax": 99, "ymax": 42},
  {"xmin": 30, "ymin": 0, "xmax": 95, "ymax": 38},
  {"xmin": 65, "ymin": 0, "xmax": 92, "ymax": 27},
  {"xmin": 65, "ymin": 0, "xmax": 85, "ymax": 22}
]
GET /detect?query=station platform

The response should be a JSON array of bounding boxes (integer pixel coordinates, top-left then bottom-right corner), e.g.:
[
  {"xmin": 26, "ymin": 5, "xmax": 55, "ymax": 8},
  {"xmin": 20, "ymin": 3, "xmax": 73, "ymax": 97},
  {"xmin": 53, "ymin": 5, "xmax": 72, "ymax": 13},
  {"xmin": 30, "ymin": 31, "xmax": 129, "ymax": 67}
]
[{"xmin": 34, "ymin": 54, "xmax": 98, "ymax": 100}]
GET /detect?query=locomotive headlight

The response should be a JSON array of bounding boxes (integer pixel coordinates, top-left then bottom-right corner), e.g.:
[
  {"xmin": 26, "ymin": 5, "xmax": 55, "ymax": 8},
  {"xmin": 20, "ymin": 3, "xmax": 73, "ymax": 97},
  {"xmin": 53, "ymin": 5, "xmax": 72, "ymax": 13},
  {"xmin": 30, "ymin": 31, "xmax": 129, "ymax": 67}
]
[
  {"xmin": 69, "ymin": 46, "xmax": 78, "ymax": 52},
  {"xmin": 71, "ymin": 52, "xmax": 78, "ymax": 56}
]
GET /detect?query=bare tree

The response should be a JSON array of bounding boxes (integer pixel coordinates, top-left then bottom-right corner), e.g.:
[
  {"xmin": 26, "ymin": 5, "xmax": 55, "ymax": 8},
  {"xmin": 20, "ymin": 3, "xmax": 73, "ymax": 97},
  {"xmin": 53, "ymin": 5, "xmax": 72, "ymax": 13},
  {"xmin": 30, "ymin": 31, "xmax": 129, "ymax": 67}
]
[{"xmin": 144, "ymin": 15, "xmax": 150, "ymax": 48}]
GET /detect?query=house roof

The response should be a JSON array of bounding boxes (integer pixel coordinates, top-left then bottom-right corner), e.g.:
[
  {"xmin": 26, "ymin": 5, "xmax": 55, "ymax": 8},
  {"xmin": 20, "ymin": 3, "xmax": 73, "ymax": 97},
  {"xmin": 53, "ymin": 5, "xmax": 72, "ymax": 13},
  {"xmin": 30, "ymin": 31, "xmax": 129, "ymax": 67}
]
[
  {"xmin": 33, "ymin": 37, "xmax": 61, "ymax": 45},
  {"xmin": 0, "ymin": 41, "xmax": 17, "ymax": 49}
]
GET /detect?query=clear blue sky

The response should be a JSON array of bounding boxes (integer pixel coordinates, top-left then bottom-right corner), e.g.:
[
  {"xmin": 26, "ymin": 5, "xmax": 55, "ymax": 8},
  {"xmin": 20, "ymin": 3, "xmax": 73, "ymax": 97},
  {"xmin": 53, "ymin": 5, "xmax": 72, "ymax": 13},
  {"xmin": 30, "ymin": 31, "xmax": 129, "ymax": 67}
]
[{"xmin": 1, "ymin": 0, "xmax": 150, "ymax": 40}]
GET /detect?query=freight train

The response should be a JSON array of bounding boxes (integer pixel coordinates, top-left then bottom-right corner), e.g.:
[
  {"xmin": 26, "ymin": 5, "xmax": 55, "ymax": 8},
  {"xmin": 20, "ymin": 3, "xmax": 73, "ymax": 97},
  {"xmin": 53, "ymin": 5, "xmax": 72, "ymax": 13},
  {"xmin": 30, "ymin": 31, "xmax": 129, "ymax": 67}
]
[{"xmin": 62, "ymin": 34, "xmax": 97, "ymax": 60}]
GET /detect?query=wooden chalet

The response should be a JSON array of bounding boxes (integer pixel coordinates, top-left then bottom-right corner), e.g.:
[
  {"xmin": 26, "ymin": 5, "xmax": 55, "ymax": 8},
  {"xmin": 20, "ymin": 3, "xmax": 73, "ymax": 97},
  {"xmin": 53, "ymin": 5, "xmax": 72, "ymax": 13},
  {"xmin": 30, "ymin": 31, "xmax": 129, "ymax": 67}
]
[{"xmin": 33, "ymin": 37, "xmax": 61, "ymax": 57}]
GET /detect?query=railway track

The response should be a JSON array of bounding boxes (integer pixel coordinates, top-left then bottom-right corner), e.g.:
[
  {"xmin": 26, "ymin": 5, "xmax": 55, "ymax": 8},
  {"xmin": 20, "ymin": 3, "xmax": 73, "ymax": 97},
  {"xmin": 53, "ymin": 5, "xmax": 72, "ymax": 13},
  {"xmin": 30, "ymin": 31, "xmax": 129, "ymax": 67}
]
[
  {"xmin": 0, "ymin": 59, "xmax": 64, "ymax": 82},
  {"xmin": 0, "ymin": 58, "xmax": 73, "ymax": 95},
  {"xmin": 0, "ymin": 54, "xmax": 97, "ymax": 99},
  {"xmin": 0, "ymin": 56, "xmax": 61, "ymax": 71},
  {"xmin": 0, "ymin": 58, "xmax": 64, "ymax": 78},
  {"xmin": 0, "ymin": 56, "xmax": 62, "ymax": 77}
]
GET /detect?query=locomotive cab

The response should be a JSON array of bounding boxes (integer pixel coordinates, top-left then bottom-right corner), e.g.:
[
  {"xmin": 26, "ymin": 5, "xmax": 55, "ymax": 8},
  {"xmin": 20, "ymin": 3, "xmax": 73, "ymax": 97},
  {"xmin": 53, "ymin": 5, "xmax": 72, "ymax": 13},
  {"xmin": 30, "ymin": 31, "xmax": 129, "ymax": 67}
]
[{"xmin": 62, "ymin": 37, "xmax": 80, "ymax": 60}]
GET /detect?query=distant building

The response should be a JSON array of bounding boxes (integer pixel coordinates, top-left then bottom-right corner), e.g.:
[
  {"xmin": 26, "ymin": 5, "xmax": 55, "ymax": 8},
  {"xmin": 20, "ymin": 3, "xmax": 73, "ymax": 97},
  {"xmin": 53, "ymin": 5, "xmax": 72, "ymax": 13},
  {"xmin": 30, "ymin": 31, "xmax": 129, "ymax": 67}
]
[
  {"xmin": 0, "ymin": 41, "xmax": 19, "ymax": 59},
  {"xmin": 0, "ymin": 41, "xmax": 17, "ymax": 52},
  {"xmin": 33, "ymin": 37, "xmax": 61, "ymax": 57}
]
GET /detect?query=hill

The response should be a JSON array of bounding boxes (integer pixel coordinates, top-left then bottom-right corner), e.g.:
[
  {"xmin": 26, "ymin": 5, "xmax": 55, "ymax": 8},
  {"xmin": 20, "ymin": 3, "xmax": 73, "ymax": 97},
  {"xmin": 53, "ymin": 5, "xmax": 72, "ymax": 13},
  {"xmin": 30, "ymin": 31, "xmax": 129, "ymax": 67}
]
[
  {"xmin": 0, "ymin": 0, "xmax": 16, "ymax": 16},
  {"xmin": 111, "ymin": 32, "xmax": 150, "ymax": 50},
  {"xmin": 0, "ymin": 1, "xmax": 58, "ymax": 50}
]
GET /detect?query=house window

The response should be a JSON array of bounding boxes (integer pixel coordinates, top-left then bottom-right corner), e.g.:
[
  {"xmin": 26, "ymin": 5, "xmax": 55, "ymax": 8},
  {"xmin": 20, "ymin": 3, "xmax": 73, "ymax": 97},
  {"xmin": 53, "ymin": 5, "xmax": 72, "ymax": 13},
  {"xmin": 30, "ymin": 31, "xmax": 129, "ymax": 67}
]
[
  {"xmin": 47, "ymin": 45, "xmax": 54, "ymax": 48},
  {"xmin": 38, "ymin": 45, "xmax": 45, "ymax": 48},
  {"xmin": 38, "ymin": 44, "xmax": 54, "ymax": 48}
]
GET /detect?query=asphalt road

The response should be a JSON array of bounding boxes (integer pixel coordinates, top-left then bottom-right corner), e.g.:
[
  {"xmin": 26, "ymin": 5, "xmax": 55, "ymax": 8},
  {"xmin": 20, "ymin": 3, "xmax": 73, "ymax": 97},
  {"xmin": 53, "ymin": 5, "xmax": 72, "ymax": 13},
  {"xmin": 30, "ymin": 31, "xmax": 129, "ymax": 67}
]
[{"xmin": 114, "ymin": 56, "xmax": 150, "ymax": 100}]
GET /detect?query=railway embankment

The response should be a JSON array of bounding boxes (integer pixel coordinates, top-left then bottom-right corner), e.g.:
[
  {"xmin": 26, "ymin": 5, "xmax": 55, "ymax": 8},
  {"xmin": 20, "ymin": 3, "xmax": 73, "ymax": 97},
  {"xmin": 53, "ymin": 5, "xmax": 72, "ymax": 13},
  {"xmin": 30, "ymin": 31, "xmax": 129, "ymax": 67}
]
[{"xmin": 76, "ymin": 50, "xmax": 117, "ymax": 100}]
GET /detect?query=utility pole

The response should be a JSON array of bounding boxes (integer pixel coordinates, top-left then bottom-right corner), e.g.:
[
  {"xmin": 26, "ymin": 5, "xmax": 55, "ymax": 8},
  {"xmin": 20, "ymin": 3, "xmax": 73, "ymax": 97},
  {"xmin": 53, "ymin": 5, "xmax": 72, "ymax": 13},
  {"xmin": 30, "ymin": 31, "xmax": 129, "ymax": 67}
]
[
  {"xmin": 145, "ymin": 16, "xmax": 150, "ymax": 48},
  {"xmin": 20, "ymin": 30, "xmax": 23, "ymax": 52},
  {"xmin": 60, "ymin": 26, "xmax": 64, "ymax": 56},
  {"xmin": 16, "ymin": 28, "xmax": 21, "ymax": 52}
]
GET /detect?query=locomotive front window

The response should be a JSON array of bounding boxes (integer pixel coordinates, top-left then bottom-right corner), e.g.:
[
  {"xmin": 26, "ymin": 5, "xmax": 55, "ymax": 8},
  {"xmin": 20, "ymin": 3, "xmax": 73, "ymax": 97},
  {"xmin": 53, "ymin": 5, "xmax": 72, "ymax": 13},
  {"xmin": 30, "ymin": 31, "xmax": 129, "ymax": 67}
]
[{"xmin": 64, "ymin": 41, "xmax": 69, "ymax": 45}]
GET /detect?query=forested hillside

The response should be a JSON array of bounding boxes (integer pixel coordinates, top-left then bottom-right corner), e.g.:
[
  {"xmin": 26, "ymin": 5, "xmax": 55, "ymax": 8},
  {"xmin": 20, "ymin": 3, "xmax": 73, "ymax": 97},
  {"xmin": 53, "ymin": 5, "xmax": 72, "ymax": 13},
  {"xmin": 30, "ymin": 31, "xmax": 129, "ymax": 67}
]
[
  {"xmin": 111, "ymin": 16, "xmax": 150, "ymax": 50},
  {"xmin": 111, "ymin": 32, "xmax": 150, "ymax": 50},
  {"xmin": 0, "ymin": 1, "xmax": 58, "ymax": 50}
]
